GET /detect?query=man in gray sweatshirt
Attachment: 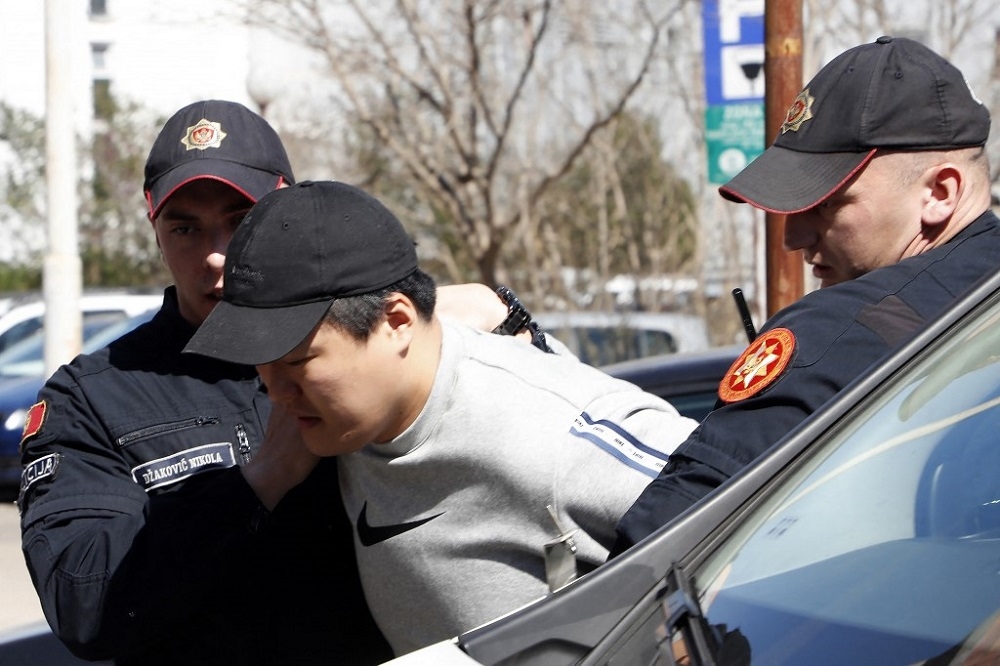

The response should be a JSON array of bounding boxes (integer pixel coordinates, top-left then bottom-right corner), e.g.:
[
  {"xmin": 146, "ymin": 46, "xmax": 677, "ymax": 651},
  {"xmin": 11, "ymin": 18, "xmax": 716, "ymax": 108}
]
[{"xmin": 185, "ymin": 179, "xmax": 698, "ymax": 656}]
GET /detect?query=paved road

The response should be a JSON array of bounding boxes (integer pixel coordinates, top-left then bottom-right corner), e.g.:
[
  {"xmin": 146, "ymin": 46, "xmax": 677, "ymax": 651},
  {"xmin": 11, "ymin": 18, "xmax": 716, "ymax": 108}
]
[{"xmin": 0, "ymin": 500, "xmax": 45, "ymax": 633}]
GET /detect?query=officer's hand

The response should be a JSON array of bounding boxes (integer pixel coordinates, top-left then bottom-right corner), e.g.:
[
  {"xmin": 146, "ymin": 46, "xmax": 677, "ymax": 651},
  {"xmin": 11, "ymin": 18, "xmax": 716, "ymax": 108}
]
[
  {"xmin": 437, "ymin": 283, "xmax": 531, "ymax": 341},
  {"xmin": 437, "ymin": 283, "xmax": 507, "ymax": 331},
  {"xmin": 241, "ymin": 402, "xmax": 320, "ymax": 510}
]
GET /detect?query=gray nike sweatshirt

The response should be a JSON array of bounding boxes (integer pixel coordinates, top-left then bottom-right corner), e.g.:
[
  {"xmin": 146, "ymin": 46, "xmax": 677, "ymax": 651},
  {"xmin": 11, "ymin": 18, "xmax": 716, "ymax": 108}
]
[{"xmin": 338, "ymin": 322, "xmax": 698, "ymax": 656}]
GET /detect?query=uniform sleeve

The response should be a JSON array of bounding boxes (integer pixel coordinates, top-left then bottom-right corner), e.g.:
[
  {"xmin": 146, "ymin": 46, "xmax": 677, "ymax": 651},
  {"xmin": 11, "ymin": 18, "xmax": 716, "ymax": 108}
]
[
  {"xmin": 19, "ymin": 369, "xmax": 267, "ymax": 661},
  {"xmin": 611, "ymin": 301, "xmax": 900, "ymax": 556}
]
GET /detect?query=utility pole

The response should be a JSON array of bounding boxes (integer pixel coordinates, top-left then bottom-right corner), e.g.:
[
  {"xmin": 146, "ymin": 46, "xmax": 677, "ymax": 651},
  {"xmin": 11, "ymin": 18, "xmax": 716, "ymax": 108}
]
[
  {"xmin": 763, "ymin": 0, "xmax": 804, "ymax": 316},
  {"xmin": 43, "ymin": 0, "xmax": 82, "ymax": 377}
]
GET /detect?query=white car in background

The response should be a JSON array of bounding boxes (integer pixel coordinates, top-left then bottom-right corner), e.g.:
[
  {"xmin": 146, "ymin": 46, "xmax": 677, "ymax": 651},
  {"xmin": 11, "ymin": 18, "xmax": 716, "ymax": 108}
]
[
  {"xmin": 534, "ymin": 311, "xmax": 711, "ymax": 366},
  {"xmin": 0, "ymin": 300, "xmax": 162, "ymax": 494},
  {"xmin": 0, "ymin": 291, "xmax": 162, "ymax": 356}
]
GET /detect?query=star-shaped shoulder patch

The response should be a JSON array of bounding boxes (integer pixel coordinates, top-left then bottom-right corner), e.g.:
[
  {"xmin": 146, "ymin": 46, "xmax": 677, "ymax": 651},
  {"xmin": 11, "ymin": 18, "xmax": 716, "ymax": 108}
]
[{"xmin": 719, "ymin": 328, "xmax": 796, "ymax": 403}]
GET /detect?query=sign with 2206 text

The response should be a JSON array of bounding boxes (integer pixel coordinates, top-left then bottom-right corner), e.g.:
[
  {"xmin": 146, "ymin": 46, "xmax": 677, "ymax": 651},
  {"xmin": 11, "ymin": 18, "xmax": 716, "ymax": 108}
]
[{"xmin": 703, "ymin": 0, "xmax": 765, "ymax": 184}]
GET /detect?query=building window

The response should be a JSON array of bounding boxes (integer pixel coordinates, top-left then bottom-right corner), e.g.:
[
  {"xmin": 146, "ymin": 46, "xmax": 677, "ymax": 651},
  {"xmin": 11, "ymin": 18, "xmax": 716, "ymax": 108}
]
[
  {"xmin": 89, "ymin": 0, "xmax": 108, "ymax": 17},
  {"xmin": 91, "ymin": 43, "xmax": 110, "ymax": 72},
  {"xmin": 93, "ymin": 79, "xmax": 113, "ymax": 120}
]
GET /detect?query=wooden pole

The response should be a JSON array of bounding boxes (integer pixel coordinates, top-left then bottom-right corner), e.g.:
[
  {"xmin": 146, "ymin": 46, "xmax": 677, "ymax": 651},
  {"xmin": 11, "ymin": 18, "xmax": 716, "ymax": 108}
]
[{"xmin": 763, "ymin": 0, "xmax": 804, "ymax": 316}]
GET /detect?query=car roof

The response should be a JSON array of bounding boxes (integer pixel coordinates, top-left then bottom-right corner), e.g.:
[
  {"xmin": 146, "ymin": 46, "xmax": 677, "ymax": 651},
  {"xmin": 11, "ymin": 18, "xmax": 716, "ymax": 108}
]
[
  {"xmin": 0, "ymin": 291, "xmax": 162, "ymax": 351},
  {"xmin": 0, "ymin": 291, "xmax": 162, "ymax": 366},
  {"xmin": 0, "ymin": 291, "xmax": 161, "ymax": 323}
]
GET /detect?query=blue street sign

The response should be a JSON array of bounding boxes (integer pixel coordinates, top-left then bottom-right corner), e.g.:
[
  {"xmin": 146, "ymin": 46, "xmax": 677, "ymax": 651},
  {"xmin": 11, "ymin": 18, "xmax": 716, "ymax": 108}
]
[
  {"xmin": 704, "ymin": 0, "xmax": 765, "ymax": 184},
  {"xmin": 703, "ymin": 0, "xmax": 765, "ymax": 105}
]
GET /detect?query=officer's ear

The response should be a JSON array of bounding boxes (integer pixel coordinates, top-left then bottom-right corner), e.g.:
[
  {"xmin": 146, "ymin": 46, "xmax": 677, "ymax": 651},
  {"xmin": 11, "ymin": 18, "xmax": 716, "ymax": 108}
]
[{"xmin": 920, "ymin": 163, "xmax": 961, "ymax": 226}]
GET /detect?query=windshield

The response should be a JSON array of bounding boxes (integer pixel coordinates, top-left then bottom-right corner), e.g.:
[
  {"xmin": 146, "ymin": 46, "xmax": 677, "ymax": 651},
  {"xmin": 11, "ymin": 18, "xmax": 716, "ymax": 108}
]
[{"xmin": 691, "ymin": 291, "xmax": 1000, "ymax": 664}]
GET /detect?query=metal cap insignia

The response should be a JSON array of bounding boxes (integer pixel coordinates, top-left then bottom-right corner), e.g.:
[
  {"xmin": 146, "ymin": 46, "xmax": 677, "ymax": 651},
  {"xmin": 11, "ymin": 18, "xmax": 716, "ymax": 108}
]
[
  {"xmin": 181, "ymin": 118, "xmax": 227, "ymax": 151},
  {"xmin": 780, "ymin": 89, "xmax": 814, "ymax": 134}
]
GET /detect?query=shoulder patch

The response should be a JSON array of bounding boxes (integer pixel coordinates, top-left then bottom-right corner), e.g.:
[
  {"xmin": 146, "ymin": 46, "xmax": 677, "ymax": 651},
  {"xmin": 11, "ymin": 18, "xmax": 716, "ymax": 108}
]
[
  {"xmin": 719, "ymin": 328, "xmax": 796, "ymax": 403},
  {"xmin": 20, "ymin": 401, "xmax": 47, "ymax": 447},
  {"xmin": 21, "ymin": 453, "xmax": 60, "ymax": 495}
]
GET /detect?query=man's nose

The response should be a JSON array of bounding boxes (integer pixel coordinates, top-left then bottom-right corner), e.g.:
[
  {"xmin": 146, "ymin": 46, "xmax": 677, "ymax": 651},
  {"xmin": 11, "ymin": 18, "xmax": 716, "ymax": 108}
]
[
  {"xmin": 783, "ymin": 212, "xmax": 817, "ymax": 252},
  {"xmin": 206, "ymin": 230, "xmax": 233, "ymax": 267}
]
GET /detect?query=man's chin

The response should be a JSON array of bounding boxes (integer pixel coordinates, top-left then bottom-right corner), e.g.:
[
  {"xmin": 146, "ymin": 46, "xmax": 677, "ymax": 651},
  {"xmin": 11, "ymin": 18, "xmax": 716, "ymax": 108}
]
[
  {"xmin": 303, "ymin": 437, "xmax": 330, "ymax": 458},
  {"xmin": 304, "ymin": 432, "xmax": 364, "ymax": 458},
  {"xmin": 811, "ymin": 265, "xmax": 844, "ymax": 289}
]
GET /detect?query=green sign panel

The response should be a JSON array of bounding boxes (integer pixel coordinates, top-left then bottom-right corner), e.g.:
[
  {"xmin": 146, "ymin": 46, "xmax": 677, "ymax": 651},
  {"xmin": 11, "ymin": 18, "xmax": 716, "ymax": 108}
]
[{"xmin": 705, "ymin": 102, "xmax": 765, "ymax": 184}]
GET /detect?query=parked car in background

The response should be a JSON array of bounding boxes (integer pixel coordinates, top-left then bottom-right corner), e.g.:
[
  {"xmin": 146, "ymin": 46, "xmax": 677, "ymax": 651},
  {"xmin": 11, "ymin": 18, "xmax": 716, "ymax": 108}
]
[
  {"xmin": 387, "ymin": 269, "xmax": 1000, "ymax": 665},
  {"xmin": 0, "ymin": 291, "xmax": 161, "ymax": 356},
  {"xmin": 0, "ymin": 308, "xmax": 158, "ymax": 494},
  {"xmin": 535, "ymin": 311, "xmax": 711, "ymax": 366},
  {"xmin": 0, "ymin": 296, "xmax": 19, "ymax": 320},
  {"xmin": 0, "ymin": 318, "xmax": 129, "ymax": 383}
]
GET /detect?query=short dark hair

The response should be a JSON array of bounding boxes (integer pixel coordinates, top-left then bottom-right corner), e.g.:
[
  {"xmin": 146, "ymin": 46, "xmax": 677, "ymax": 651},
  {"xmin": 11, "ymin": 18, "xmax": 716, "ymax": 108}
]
[{"xmin": 323, "ymin": 269, "xmax": 437, "ymax": 340}]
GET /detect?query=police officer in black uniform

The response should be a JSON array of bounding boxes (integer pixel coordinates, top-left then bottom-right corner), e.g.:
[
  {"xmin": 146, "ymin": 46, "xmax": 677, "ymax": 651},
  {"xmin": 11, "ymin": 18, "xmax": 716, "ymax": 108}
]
[
  {"xmin": 614, "ymin": 37, "xmax": 1000, "ymax": 553},
  {"xmin": 19, "ymin": 100, "xmax": 394, "ymax": 664}
]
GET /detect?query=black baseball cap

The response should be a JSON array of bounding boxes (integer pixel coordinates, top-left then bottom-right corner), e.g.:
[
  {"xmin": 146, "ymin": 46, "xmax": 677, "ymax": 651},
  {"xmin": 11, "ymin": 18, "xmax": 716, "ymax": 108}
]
[
  {"xmin": 183, "ymin": 181, "xmax": 419, "ymax": 365},
  {"xmin": 720, "ymin": 36, "xmax": 991, "ymax": 214},
  {"xmin": 143, "ymin": 100, "xmax": 295, "ymax": 218}
]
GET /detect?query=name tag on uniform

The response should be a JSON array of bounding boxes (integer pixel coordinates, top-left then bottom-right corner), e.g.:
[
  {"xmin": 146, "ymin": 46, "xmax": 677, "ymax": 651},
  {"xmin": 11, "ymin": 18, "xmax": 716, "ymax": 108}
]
[{"xmin": 131, "ymin": 443, "xmax": 236, "ymax": 491}]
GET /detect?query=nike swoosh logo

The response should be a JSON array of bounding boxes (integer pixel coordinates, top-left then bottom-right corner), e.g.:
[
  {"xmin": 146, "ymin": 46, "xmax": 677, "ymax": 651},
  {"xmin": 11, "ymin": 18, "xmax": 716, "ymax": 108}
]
[{"xmin": 356, "ymin": 501, "xmax": 444, "ymax": 547}]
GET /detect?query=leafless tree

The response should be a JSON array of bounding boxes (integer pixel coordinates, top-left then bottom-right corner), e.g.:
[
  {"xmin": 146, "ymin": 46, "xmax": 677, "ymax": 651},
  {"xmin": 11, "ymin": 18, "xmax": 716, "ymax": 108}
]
[
  {"xmin": 801, "ymin": 0, "xmax": 1000, "ymax": 199},
  {"xmin": 240, "ymin": 0, "xmax": 692, "ymax": 292},
  {"xmin": 801, "ymin": 0, "xmax": 999, "ymax": 76}
]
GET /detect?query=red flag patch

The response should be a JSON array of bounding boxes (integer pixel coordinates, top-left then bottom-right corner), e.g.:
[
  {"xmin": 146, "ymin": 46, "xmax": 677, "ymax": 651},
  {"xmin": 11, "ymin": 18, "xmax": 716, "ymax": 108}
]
[
  {"xmin": 21, "ymin": 400, "xmax": 47, "ymax": 446},
  {"xmin": 719, "ymin": 328, "xmax": 796, "ymax": 403}
]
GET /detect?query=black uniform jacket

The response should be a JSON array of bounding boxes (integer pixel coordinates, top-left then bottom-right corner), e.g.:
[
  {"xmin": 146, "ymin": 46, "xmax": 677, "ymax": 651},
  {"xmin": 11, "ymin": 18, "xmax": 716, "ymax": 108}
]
[
  {"xmin": 20, "ymin": 288, "xmax": 392, "ymax": 665},
  {"xmin": 614, "ymin": 211, "xmax": 1000, "ymax": 553}
]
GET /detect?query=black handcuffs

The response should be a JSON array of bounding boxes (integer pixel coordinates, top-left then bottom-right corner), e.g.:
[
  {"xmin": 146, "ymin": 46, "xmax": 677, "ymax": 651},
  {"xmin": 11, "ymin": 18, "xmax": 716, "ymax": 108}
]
[{"xmin": 492, "ymin": 285, "xmax": 553, "ymax": 353}]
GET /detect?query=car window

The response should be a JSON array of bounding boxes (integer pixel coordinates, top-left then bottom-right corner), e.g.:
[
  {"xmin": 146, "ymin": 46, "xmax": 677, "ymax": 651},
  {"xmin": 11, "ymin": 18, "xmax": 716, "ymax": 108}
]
[
  {"xmin": 685, "ymin": 289, "xmax": 1000, "ymax": 665},
  {"xmin": 80, "ymin": 309, "xmax": 155, "ymax": 353},
  {"xmin": 546, "ymin": 325, "xmax": 679, "ymax": 366},
  {"xmin": 0, "ymin": 312, "xmax": 132, "ymax": 378},
  {"xmin": 662, "ymin": 391, "xmax": 719, "ymax": 423},
  {"xmin": 536, "ymin": 312, "xmax": 710, "ymax": 366},
  {"xmin": 0, "ymin": 293, "xmax": 162, "ymax": 358},
  {"xmin": 0, "ymin": 319, "xmax": 43, "ymax": 356}
]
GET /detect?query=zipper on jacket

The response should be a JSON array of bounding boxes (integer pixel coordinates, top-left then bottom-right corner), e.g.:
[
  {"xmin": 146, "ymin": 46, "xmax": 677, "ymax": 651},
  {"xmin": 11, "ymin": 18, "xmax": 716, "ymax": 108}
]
[
  {"xmin": 235, "ymin": 424, "xmax": 252, "ymax": 463},
  {"xmin": 116, "ymin": 416, "xmax": 221, "ymax": 448}
]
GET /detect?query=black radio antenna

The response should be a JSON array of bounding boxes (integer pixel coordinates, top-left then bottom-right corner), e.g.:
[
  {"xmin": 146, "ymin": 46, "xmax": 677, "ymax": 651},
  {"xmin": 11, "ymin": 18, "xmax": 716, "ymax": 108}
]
[{"xmin": 732, "ymin": 288, "xmax": 757, "ymax": 343}]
